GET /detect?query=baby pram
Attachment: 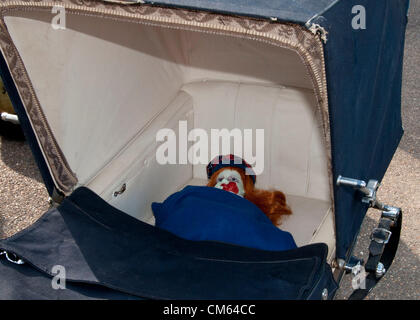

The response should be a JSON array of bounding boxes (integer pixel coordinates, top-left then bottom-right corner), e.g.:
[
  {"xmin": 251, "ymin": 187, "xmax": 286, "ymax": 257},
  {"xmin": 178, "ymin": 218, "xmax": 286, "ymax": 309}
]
[{"xmin": 0, "ymin": 0, "xmax": 409, "ymax": 300}]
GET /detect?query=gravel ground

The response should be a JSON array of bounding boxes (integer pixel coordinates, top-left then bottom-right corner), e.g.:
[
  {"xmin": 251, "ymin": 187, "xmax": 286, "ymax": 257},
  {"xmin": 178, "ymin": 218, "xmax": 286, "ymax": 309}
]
[
  {"xmin": 0, "ymin": 138, "xmax": 49, "ymax": 239},
  {"xmin": 0, "ymin": 2, "xmax": 419, "ymax": 300}
]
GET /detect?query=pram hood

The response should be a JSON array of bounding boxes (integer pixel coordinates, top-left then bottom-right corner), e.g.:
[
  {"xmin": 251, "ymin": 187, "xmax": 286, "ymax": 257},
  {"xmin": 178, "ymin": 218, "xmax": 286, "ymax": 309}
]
[{"xmin": 0, "ymin": 0, "xmax": 408, "ymax": 264}]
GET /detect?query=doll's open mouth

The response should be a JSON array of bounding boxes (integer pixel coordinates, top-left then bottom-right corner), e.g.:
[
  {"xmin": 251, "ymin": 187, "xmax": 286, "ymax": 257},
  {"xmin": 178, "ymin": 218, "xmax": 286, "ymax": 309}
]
[{"xmin": 221, "ymin": 182, "xmax": 239, "ymax": 194}]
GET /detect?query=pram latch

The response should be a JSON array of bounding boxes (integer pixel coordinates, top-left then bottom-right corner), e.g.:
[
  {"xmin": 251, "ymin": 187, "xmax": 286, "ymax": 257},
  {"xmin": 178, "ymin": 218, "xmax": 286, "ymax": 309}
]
[
  {"xmin": 336, "ymin": 175, "xmax": 381, "ymax": 207},
  {"xmin": 336, "ymin": 175, "xmax": 401, "ymax": 221},
  {"xmin": 336, "ymin": 175, "xmax": 402, "ymax": 300}
]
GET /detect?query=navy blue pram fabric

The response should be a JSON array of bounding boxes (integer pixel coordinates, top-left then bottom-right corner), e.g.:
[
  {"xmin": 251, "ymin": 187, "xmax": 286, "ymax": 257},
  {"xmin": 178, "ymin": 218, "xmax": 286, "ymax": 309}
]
[
  {"xmin": 0, "ymin": 187, "xmax": 337, "ymax": 300},
  {"xmin": 153, "ymin": 186, "xmax": 297, "ymax": 252}
]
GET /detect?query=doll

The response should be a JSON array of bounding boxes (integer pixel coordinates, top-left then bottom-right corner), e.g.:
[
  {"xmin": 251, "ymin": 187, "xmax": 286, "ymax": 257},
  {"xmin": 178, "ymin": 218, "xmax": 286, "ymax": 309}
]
[{"xmin": 206, "ymin": 154, "xmax": 292, "ymax": 226}]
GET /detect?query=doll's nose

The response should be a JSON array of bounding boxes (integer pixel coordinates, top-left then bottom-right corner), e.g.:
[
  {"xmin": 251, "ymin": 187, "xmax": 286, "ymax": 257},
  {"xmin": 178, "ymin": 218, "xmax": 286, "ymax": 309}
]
[{"xmin": 221, "ymin": 181, "xmax": 239, "ymax": 193}]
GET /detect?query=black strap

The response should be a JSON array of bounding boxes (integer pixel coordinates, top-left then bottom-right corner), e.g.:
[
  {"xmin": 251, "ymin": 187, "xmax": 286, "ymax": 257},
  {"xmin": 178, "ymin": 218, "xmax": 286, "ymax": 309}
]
[{"xmin": 348, "ymin": 211, "xmax": 402, "ymax": 300}]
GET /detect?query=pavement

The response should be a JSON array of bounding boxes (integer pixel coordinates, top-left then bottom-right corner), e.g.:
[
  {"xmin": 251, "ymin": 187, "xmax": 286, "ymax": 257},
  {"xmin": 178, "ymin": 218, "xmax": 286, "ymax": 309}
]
[{"xmin": 0, "ymin": 2, "xmax": 419, "ymax": 300}]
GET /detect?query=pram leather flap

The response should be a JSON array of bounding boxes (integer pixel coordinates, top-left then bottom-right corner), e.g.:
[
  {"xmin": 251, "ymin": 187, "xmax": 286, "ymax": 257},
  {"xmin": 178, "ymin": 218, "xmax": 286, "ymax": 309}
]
[{"xmin": 0, "ymin": 187, "xmax": 337, "ymax": 300}]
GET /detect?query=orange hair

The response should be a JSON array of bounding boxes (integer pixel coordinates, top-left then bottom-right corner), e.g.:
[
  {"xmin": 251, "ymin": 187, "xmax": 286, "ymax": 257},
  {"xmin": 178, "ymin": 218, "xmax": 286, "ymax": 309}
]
[{"xmin": 207, "ymin": 167, "xmax": 292, "ymax": 226}]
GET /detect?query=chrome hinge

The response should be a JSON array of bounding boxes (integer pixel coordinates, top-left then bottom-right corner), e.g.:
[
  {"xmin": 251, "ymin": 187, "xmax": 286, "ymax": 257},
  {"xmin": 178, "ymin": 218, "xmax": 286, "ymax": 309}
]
[{"xmin": 336, "ymin": 175, "xmax": 401, "ymax": 223}]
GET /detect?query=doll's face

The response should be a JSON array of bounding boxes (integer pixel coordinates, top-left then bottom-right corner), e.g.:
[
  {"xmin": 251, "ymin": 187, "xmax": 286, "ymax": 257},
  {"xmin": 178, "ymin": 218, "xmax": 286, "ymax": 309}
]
[{"xmin": 214, "ymin": 169, "xmax": 245, "ymax": 197}]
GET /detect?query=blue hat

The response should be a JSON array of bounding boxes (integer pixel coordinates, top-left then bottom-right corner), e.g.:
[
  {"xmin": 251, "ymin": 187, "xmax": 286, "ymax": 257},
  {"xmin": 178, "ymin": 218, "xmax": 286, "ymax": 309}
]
[{"xmin": 206, "ymin": 154, "xmax": 256, "ymax": 184}]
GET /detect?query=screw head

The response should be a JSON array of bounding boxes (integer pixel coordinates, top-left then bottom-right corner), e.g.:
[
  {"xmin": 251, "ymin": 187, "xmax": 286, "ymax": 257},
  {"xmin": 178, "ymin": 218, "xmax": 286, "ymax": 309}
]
[
  {"xmin": 376, "ymin": 262, "xmax": 386, "ymax": 278},
  {"xmin": 322, "ymin": 288, "xmax": 329, "ymax": 300}
]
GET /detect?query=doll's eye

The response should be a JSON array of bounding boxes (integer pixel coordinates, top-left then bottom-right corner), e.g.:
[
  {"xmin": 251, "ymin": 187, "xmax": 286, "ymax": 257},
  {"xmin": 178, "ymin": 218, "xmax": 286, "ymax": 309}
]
[
  {"xmin": 218, "ymin": 177, "xmax": 223, "ymax": 182},
  {"xmin": 231, "ymin": 177, "xmax": 238, "ymax": 182}
]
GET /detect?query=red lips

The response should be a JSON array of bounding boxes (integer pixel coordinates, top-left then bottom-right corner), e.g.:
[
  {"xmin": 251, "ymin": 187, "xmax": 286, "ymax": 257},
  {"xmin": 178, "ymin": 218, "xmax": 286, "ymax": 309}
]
[{"xmin": 221, "ymin": 182, "xmax": 239, "ymax": 194}]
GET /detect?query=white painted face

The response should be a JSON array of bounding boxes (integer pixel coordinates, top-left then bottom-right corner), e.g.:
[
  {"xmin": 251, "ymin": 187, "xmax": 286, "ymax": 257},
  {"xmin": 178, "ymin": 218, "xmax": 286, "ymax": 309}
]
[{"xmin": 213, "ymin": 169, "xmax": 245, "ymax": 197}]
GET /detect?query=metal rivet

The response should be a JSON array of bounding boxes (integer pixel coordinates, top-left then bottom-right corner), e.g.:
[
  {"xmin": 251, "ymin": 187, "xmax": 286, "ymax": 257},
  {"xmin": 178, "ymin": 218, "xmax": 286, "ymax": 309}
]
[
  {"xmin": 376, "ymin": 262, "xmax": 386, "ymax": 278},
  {"xmin": 322, "ymin": 288, "xmax": 328, "ymax": 300},
  {"xmin": 337, "ymin": 258, "xmax": 346, "ymax": 269}
]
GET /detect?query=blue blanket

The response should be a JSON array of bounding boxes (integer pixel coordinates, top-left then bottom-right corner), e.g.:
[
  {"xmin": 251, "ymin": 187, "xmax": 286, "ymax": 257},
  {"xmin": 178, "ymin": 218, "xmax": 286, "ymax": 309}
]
[{"xmin": 152, "ymin": 186, "xmax": 297, "ymax": 251}]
